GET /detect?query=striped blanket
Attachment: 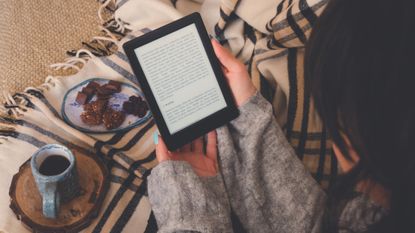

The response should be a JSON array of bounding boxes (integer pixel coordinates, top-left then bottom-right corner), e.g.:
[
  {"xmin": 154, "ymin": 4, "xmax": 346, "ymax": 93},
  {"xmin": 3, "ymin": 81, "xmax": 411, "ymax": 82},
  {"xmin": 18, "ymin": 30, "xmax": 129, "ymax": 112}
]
[{"xmin": 0, "ymin": 0, "xmax": 332, "ymax": 232}]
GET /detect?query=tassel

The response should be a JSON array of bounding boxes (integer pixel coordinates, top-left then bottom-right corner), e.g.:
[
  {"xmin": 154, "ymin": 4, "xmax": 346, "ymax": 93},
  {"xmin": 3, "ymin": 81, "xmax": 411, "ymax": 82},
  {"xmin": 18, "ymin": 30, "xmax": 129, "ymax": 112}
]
[
  {"xmin": 2, "ymin": 91, "xmax": 28, "ymax": 118},
  {"xmin": 50, "ymin": 0, "xmax": 129, "ymax": 73}
]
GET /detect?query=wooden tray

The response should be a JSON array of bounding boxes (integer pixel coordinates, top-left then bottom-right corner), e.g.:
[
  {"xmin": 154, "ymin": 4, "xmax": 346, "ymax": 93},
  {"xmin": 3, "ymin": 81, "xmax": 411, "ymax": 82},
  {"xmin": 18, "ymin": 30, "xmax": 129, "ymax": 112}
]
[{"xmin": 9, "ymin": 148, "xmax": 109, "ymax": 233}]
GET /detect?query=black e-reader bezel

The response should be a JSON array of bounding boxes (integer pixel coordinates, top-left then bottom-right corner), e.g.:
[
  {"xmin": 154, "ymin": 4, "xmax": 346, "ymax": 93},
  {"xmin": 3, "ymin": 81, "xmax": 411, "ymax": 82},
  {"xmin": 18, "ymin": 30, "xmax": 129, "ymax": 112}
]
[{"xmin": 123, "ymin": 12, "xmax": 239, "ymax": 150}]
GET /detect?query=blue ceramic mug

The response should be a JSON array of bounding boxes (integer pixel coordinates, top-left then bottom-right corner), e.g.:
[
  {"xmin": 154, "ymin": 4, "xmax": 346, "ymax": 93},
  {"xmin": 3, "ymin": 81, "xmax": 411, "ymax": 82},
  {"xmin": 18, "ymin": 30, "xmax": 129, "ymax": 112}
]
[{"xmin": 31, "ymin": 144, "xmax": 80, "ymax": 219}]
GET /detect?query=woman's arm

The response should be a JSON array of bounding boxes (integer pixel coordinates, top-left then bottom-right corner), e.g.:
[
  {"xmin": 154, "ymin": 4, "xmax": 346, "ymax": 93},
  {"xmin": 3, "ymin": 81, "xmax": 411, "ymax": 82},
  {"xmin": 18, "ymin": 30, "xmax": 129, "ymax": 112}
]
[
  {"xmin": 148, "ymin": 131, "xmax": 234, "ymax": 233},
  {"xmin": 217, "ymin": 91, "xmax": 327, "ymax": 233},
  {"xmin": 148, "ymin": 161, "xmax": 233, "ymax": 233}
]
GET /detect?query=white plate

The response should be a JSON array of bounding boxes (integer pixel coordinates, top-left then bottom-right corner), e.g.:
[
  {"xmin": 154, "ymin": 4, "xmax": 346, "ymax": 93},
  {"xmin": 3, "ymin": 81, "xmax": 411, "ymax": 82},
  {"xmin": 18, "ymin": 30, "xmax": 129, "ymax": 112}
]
[{"xmin": 61, "ymin": 78, "xmax": 151, "ymax": 133}]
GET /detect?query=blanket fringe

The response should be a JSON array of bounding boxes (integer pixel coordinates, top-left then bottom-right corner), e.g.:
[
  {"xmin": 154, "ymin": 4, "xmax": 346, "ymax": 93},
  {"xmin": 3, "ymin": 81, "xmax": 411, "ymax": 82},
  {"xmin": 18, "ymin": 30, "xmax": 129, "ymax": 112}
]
[
  {"xmin": 24, "ymin": 76, "xmax": 58, "ymax": 94},
  {"xmin": 1, "ymin": 91, "xmax": 31, "ymax": 119},
  {"xmin": 50, "ymin": 0, "xmax": 130, "ymax": 73}
]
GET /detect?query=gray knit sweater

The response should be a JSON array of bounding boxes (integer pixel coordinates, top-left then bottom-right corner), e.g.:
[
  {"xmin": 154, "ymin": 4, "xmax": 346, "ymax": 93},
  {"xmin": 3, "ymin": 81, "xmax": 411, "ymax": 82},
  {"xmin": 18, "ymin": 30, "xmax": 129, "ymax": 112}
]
[{"xmin": 147, "ymin": 92, "xmax": 387, "ymax": 233}]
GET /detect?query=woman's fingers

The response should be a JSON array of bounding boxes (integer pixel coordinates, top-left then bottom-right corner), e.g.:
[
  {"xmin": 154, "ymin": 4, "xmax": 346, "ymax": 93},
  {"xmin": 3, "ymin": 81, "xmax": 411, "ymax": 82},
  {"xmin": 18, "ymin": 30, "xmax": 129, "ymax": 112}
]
[
  {"xmin": 193, "ymin": 137, "xmax": 204, "ymax": 153},
  {"xmin": 211, "ymin": 39, "xmax": 241, "ymax": 71},
  {"xmin": 181, "ymin": 143, "xmax": 192, "ymax": 153},
  {"xmin": 206, "ymin": 131, "xmax": 217, "ymax": 161},
  {"xmin": 155, "ymin": 130, "xmax": 217, "ymax": 177},
  {"xmin": 155, "ymin": 135, "xmax": 170, "ymax": 162}
]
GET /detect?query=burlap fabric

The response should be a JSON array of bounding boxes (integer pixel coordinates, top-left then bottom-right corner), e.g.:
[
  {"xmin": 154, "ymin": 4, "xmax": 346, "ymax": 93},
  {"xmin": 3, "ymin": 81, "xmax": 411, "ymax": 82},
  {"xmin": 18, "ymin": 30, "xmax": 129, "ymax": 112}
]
[{"xmin": 0, "ymin": 0, "xmax": 99, "ymax": 101}]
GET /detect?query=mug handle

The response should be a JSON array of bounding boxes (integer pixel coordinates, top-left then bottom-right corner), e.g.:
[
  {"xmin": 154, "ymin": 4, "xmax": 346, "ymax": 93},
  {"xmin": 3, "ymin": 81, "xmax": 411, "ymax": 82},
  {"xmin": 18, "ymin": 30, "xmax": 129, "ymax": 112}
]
[{"xmin": 42, "ymin": 183, "xmax": 60, "ymax": 218}]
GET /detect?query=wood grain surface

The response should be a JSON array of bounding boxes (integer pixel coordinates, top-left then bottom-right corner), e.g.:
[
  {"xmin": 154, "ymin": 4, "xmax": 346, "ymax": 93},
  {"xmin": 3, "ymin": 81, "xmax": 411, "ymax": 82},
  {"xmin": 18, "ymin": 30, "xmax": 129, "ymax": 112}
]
[{"xmin": 9, "ymin": 149, "xmax": 109, "ymax": 233}]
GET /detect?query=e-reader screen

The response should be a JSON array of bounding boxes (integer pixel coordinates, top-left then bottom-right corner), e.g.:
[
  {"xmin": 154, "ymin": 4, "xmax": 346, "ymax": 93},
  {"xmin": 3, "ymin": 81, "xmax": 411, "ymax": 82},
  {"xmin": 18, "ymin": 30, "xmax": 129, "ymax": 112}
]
[{"xmin": 134, "ymin": 24, "xmax": 227, "ymax": 134}]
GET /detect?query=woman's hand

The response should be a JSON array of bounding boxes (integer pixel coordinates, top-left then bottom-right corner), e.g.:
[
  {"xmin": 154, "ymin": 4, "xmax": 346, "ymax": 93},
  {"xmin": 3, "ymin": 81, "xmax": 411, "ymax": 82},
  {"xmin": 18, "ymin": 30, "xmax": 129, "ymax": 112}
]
[
  {"xmin": 211, "ymin": 39, "xmax": 256, "ymax": 107},
  {"xmin": 155, "ymin": 131, "xmax": 218, "ymax": 177}
]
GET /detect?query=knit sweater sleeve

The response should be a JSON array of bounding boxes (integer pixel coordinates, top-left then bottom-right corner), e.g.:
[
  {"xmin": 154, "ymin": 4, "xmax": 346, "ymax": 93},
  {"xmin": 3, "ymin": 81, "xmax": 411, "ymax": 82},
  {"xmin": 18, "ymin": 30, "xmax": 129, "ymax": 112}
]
[
  {"xmin": 216, "ymin": 91, "xmax": 327, "ymax": 233},
  {"xmin": 148, "ymin": 161, "xmax": 233, "ymax": 233}
]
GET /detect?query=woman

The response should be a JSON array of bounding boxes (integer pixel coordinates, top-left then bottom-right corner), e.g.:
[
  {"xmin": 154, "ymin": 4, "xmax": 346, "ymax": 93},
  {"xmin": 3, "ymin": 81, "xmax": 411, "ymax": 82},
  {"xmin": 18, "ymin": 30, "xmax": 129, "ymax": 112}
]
[{"xmin": 147, "ymin": 0, "xmax": 415, "ymax": 232}]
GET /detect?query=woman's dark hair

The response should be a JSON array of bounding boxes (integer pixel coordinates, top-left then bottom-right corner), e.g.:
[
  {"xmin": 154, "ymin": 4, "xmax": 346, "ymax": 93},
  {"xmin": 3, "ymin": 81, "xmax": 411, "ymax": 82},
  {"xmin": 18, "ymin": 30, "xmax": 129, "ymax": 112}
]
[{"xmin": 305, "ymin": 0, "xmax": 415, "ymax": 232}]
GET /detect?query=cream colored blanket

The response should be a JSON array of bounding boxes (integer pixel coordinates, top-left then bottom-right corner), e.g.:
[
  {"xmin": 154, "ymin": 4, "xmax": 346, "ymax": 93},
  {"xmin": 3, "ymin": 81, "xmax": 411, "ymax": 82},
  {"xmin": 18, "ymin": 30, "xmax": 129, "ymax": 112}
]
[{"xmin": 0, "ymin": 0, "xmax": 331, "ymax": 232}]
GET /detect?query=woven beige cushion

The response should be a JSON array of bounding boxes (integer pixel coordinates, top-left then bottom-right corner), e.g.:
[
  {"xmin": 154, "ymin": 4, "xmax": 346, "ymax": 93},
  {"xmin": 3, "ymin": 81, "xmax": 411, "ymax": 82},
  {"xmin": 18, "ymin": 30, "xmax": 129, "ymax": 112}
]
[{"xmin": 0, "ymin": 0, "xmax": 100, "ymax": 101}]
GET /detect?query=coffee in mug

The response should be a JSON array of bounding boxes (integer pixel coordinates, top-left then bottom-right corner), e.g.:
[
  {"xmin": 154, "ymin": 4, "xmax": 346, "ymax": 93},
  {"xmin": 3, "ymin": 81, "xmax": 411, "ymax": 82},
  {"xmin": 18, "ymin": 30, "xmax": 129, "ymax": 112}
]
[{"xmin": 39, "ymin": 155, "xmax": 71, "ymax": 176}]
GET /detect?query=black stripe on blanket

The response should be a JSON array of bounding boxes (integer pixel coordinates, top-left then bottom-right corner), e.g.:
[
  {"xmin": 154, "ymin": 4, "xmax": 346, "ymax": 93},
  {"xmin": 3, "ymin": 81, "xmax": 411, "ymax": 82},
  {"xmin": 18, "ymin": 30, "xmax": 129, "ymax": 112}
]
[
  {"xmin": 214, "ymin": 11, "xmax": 238, "ymax": 45},
  {"xmin": 104, "ymin": 122, "xmax": 155, "ymax": 177},
  {"xmin": 267, "ymin": 0, "xmax": 289, "ymax": 48},
  {"xmin": 94, "ymin": 125, "xmax": 139, "ymax": 157},
  {"xmin": 130, "ymin": 151, "xmax": 156, "ymax": 172},
  {"xmin": 92, "ymin": 174, "xmax": 138, "ymax": 233},
  {"xmin": 290, "ymin": 131, "xmax": 324, "ymax": 140},
  {"xmin": 272, "ymin": 0, "xmax": 328, "ymax": 32},
  {"xmin": 286, "ymin": 5, "xmax": 307, "ymax": 44},
  {"xmin": 92, "ymin": 151, "xmax": 154, "ymax": 232},
  {"xmin": 286, "ymin": 48, "xmax": 298, "ymax": 141},
  {"xmin": 25, "ymin": 90, "xmax": 60, "ymax": 118},
  {"xmin": 0, "ymin": 131, "xmax": 45, "ymax": 148},
  {"xmin": 214, "ymin": 24, "xmax": 223, "ymax": 41},
  {"xmin": 104, "ymin": 152, "xmax": 156, "ymax": 232},
  {"xmin": 144, "ymin": 211, "xmax": 158, "ymax": 233},
  {"xmin": 260, "ymin": 73, "xmax": 275, "ymax": 104},
  {"xmin": 268, "ymin": 33, "xmax": 288, "ymax": 49},
  {"xmin": 0, "ymin": 117, "xmax": 99, "ymax": 159},
  {"xmin": 299, "ymin": 0, "xmax": 318, "ymax": 27},
  {"xmin": 110, "ymin": 179, "xmax": 148, "ymax": 233},
  {"xmin": 107, "ymin": 119, "xmax": 155, "ymax": 159},
  {"xmin": 214, "ymin": 0, "xmax": 241, "ymax": 42},
  {"xmin": 296, "ymin": 82, "xmax": 310, "ymax": 160},
  {"xmin": 243, "ymin": 22, "xmax": 257, "ymax": 44},
  {"xmin": 110, "ymin": 174, "xmax": 140, "ymax": 191},
  {"xmin": 99, "ymin": 57, "xmax": 138, "ymax": 84},
  {"xmin": 114, "ymin": 51, "xmax": 129, "ymax": 62},
  {"xmin": 95, "ymin": 120, "xmax": 155, "ymax": 176},
  {"xmin": 266, "ymin": 0, "xmax": 287, "ymax": 32},
  {"xmin": 219, "ymin": 8, "xmax": 231, "ymax": 23}
]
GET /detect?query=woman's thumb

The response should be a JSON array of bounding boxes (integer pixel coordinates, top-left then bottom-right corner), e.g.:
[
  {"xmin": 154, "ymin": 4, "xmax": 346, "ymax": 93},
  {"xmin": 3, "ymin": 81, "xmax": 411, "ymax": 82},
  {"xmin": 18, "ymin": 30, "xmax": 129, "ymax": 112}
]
[
  {"xmin": 211, "ymin": 39, "xmax": 240, "ymax": 71},
  {"xmin": 155, "ymin": 133, "xmax": 170, "ymax": 162}
]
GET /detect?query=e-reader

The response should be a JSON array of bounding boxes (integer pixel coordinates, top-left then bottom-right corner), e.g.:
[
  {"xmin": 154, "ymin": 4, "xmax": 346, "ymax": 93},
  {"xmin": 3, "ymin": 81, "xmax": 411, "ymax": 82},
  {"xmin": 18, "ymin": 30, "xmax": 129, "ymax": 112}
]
[{"xmin": 123, "ymin": 12, "xmax": 239, "ymax": 150}]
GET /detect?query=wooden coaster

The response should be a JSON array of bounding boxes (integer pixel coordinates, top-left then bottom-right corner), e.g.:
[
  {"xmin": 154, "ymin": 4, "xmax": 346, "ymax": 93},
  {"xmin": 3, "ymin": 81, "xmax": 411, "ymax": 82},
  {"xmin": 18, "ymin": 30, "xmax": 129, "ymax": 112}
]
[{"xmin": 9, "ymin": 149, "xmax": 109, "ymax": 233}]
